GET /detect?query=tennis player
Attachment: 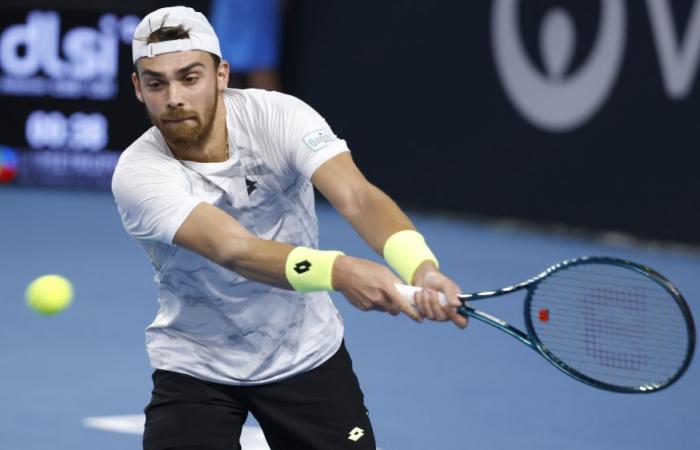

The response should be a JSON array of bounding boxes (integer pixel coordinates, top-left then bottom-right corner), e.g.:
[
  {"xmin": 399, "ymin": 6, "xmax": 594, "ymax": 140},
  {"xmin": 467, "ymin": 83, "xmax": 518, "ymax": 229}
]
[{"xmin": 112, "ymin": 6, "xmax": 467, "ymax": 450}]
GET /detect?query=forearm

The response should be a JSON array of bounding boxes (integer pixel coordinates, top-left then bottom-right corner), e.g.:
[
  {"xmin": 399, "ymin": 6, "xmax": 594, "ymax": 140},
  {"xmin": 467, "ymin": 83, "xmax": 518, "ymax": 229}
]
[
  {"xmin": 339, "ymin": 185, "xmax": 441, "ymax": 285},
  {"xmin": 217, "ymin": 237, "xmax": 294, "ymax": 288},
  {"xmin": 340, "ymin": 184, "xmax": 416, "ymax": 254}
]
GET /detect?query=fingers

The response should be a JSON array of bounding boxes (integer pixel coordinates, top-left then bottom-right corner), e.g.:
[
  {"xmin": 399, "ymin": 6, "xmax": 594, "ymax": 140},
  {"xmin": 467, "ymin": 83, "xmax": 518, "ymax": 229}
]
[
  {"xmin": 445, "ymin": 287, "xmax": 462, "ymax": 307},
  {"xmin": 369, "ymin": 281, "xmax": 466, "ymax": 328},
  {"xmin": 379, "ymin": 297, "xmax": 401, "ymax": 316},
  {"xmin": 386, "ymin": 285, "xmax": 422, "ymax": 323},
  {"xmin": 412, "ymin": 275, "xmax": 469, "ymax": 329},
  {"xmin": 414, "ymin": 290, "xmax": 432, "ymax": 320},
  {"xmin": 448, "ymin": 307, "xmax": 469, "ymax": 329},
  {"xmin": 337, "ymin": 257, "xmax": 463, "ymax": 326},
  {"xmin": 356, "ymin": 296, "xmax": 400, "ymax": 315},
  {"xmin": 416, "ymin": 288, "xmax": 448, "ymax": 321},
  {"xmin": 349, "ymin": 288, "xmax": 406, "ymax": 317},
  {"xmin": 439, "ymin": 282, "xmax": 469, "ymax": 329}
]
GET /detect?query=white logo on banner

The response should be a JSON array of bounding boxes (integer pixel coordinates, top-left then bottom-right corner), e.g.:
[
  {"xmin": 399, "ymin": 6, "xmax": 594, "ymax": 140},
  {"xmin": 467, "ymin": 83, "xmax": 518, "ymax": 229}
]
[
  {"xmin": 0, "ymin": 10, "xmax": 139, "ymax": 99},
  {"xmin": 491, "ymin": 0, "xmax": 626, "ymax": 132},
  {"xmin": 646, "ymin": 0, "xmax": 700, "ymax": 98}
]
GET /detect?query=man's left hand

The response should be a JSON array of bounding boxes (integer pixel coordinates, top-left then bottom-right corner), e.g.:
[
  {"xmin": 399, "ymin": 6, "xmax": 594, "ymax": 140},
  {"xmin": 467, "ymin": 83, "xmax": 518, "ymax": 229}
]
[{"xmin": 411, "ymin": 261, "xmax": 469, "ymax": 329}]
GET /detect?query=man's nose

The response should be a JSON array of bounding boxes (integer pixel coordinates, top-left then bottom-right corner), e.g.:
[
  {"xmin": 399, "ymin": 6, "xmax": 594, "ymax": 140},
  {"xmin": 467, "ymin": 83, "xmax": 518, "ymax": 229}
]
[{"xmin": 166, "ymin": 83, "xmax": 185, "ymax": 108}]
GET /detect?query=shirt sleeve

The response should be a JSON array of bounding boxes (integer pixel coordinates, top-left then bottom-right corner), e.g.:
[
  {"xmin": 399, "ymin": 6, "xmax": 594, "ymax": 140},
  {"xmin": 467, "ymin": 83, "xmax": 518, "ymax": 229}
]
[
  {"xmin": 258, "ymin": 91, "xmax": 350, "ymax": 179},
  {"xmin": 111, "ymin": 153, "xmax": 202, "ymax": 245}
]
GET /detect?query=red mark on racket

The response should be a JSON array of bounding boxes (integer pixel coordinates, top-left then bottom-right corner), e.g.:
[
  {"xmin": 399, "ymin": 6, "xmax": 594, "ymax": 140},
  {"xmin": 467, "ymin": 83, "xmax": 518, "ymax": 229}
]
[{"xmin": 538, "ymin": 308, "xmax": 550, "ymax": 322}]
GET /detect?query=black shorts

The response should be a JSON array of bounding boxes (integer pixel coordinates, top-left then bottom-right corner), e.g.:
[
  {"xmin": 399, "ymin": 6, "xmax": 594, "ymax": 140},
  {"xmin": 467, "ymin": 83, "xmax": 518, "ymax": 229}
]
[{"xmin": 143, "ymin": 342, "xmax": 376, "ymax": 450}]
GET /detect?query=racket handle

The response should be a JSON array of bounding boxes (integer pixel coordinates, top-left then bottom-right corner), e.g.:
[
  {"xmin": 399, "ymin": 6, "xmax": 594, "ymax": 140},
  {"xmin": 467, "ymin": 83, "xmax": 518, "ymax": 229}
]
[{"xmin": 394, "ymin": 284, "xmax": 448, "ymax": 306}]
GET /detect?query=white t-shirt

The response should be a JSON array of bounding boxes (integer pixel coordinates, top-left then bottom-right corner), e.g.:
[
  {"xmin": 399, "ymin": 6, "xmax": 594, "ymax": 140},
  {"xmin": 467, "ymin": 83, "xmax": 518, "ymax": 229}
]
[{"xmin": 112, "ymin": 88, "xmax": 348, "ymax": 385}]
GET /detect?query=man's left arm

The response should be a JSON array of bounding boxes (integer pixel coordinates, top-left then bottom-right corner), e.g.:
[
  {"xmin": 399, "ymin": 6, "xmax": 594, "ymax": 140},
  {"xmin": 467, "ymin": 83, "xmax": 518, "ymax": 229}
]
[{"xmin": 312, "ymin": 152, "xmax": 468, "ymax": 328}]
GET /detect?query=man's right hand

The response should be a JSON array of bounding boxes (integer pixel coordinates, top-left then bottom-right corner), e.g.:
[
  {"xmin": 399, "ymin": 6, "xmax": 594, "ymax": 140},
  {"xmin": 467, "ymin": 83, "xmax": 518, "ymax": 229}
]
[{"xmin": 332, "ymin": 255, "xmax": 422, "ymax": 322}]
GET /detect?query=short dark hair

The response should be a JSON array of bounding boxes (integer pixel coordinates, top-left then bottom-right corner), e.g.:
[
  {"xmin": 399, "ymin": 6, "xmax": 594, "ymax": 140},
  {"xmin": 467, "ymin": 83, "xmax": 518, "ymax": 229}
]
[{"xmin": 137, "ymin": 21, "xmax": 221, "ymax": 69}]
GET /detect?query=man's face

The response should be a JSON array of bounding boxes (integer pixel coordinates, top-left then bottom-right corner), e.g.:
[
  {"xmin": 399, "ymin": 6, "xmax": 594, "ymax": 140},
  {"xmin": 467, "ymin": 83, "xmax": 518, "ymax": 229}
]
[{"xmin": 132, "ymin": 51, "xmax": 226, "ymax": 149}]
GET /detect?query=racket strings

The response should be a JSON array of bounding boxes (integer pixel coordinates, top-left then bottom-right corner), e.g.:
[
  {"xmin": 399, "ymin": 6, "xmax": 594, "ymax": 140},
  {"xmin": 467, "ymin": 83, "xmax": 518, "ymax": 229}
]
[
  {"xmin": 529, "ymin": 264, "xmax": 692, "ymax": 389},
  {"xmin": 550, "ymin": 270, "xmax": 661, "ymax": 283},
  {"xmin": 536, "ymin": 331, "xmax": 687, "ymax": 362},
  {"xmin": 534, "ymin": 292, "xmax": 683, "ymax": 320},
  {"xmin": 538, "ymin": 286, "xmax": 678, "ymax": 317},
  {"xmin": 538, "ymin": 316, "xmax": 688, "ymax": 355},
  {"xmin": 533, "ymin": 292, "xmax": 687, "ymax": 334},
  {"xmin": 537, "ymin": 282, "xmax": 676, "ymax": 303},
  {"xmin": 536, "ymin": 321, "xmax": 688, "ymax": 348},
  {"xmin": 548, "ymin": 365, "xmax": 671, "ymax": 384},
  {"xmin": 532, "ymin": 299, "xmax": 688, "ymax": 338},
  {"xmin": 542, "ymin": 354, "xmax": 684, "ymax": 378},
  {"xmin": 547, "ymin": 353, "xmax": 676, "ymax": 378}
]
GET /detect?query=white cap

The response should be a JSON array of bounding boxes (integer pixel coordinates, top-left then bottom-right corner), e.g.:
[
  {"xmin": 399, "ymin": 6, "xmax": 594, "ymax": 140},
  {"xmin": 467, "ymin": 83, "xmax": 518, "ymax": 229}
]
[{"xmin": 132, "ymin": 6, "xmax": 222, "ymax": 64}]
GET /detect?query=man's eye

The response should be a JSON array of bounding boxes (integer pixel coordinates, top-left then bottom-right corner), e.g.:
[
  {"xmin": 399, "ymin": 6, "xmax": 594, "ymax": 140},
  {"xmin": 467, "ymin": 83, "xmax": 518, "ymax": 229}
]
[
  {"xmin": 147, "ymin": 82, "xmax": 162, "ymax": 89},
  {"xmin": 185, "ymin": 76, "xmax": 198, "ymax": 84}
]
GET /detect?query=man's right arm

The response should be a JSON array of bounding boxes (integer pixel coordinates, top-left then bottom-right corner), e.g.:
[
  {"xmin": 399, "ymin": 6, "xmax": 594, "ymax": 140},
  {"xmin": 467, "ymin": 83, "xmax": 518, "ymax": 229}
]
[
  {"xmin": 174, "ymin": 201, "xmax": 294, "ymax": 288},
  {"xmin": 173, "ymin": 202, "xmax": 421, "ymax": 321},
  {"xmin": 113, "ymin": 152, "xmax": 419, "ymax": 320}
]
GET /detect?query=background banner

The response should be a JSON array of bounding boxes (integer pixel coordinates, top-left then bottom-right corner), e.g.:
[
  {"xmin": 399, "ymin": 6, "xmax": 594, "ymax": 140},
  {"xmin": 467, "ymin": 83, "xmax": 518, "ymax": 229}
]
[
  {"xmin": 282, "ymin": 0, "xmax": 700, "ymax": 244},
  {"xmin": 1, "ymin": 0, "xmax": 698, "ymax": 244}
]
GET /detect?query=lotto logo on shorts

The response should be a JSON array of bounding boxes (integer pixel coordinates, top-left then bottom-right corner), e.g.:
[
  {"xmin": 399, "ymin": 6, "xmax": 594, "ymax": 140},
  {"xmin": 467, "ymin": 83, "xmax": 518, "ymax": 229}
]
[
  {"xmin": 294, "ymin": 260, "xmax": 312, "ymax": 274},
  {"xmin": 348, "ymin": 427, "xmax": 365, "ymax": 442}
]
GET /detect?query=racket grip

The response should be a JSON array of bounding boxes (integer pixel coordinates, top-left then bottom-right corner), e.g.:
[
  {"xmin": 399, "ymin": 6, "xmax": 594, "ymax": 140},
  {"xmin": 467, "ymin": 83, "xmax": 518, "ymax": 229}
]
[{"xmin": 394, "ymin": 284, "xmax": 448, "ymax": 306}]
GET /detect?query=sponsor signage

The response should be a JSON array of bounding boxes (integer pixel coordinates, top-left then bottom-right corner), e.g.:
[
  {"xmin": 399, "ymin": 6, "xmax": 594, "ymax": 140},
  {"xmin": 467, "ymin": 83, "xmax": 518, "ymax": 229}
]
[
  {"xmin": 0, "ymin": 6, "xmax": 144, "ymax": 188},
  {"xmin": 283, "ymin": 0, "xmax": 700, "ymax": 243}
]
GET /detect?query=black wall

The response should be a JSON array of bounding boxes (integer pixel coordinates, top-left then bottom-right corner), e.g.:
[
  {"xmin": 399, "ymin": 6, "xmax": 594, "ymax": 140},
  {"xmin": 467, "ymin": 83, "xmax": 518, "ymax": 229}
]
[{"xmin": 281, "ymin": 0, "xmax": 700, "ymax": 244}]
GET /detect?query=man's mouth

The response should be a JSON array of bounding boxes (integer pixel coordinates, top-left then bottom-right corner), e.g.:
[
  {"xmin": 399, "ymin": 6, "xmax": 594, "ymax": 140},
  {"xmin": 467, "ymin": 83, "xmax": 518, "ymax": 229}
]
[{"xmin": 163, "ymin": 117, "xmax": 196, "ymax": 123}]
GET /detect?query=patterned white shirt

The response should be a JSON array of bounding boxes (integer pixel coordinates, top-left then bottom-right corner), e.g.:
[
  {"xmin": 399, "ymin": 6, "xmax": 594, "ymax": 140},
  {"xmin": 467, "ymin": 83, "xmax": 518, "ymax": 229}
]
[{"xmin": 112, "ymin": 89, "xmax": 348, "ymax": 385}]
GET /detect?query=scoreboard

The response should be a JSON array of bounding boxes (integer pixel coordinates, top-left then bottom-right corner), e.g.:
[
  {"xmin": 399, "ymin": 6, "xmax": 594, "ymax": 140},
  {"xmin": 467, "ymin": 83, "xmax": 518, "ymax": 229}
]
[{"xmin": 0, "ymin": 4, "xmax": 171, "ymax": 189}]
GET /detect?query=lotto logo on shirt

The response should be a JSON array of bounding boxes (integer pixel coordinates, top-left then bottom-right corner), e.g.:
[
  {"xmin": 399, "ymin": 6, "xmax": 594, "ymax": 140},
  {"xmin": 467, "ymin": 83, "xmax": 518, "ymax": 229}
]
[{"xmin": 303, "ymin": 129, "xmax": 337, "ymax": 152}]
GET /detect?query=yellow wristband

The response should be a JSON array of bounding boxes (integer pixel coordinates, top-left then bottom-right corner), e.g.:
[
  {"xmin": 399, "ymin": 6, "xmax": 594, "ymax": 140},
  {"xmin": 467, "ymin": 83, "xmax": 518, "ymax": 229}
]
[
  {"xmin": 383, "ymin": 230, "xmax": 439, "ymax": 284},
  {"xmin": 285, "ymin": 247, "xmax": 345, "ymax": 292}
]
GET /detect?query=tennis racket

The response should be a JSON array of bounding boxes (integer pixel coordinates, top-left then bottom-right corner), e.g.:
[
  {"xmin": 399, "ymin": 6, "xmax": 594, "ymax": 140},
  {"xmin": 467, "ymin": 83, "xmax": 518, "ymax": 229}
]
[{"xmin": 395, "ymin": 256, "xmax": 695, "ymax": 393}]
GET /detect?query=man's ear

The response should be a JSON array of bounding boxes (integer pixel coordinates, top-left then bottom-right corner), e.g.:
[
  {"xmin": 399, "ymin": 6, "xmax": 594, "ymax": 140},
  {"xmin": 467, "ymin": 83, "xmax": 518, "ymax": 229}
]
[
  {"xmin": 132, "ymin": 71, "xmax": 144, "ymax": 103},
  {"xmin": 217, "ymin": 60, "xmax": 230, "ymax": 91}
]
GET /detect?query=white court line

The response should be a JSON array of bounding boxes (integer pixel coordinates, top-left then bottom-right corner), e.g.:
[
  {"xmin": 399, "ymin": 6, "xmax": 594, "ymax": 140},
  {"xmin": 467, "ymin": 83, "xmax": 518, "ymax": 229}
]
[
  {"xmin": 82, "ymin": 415, "xmax": 270, "ymax": 450},
  {"xmin": 82, "ymin": 414, "xmax": 382, "ymax": 449}
]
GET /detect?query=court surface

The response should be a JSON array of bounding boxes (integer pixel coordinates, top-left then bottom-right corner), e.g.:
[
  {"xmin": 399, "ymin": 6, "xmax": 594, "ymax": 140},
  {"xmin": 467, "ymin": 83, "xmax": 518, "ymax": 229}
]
[{"xmin": 1, "ymin": 187, "xmax": 698, "ymax": 450}]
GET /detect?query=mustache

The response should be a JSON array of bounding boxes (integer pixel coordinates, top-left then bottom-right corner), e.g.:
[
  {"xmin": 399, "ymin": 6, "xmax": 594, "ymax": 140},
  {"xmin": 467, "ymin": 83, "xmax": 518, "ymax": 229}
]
[{"xmin": 161, "ymin": 110, "xmax": 199, "ymax": 122}]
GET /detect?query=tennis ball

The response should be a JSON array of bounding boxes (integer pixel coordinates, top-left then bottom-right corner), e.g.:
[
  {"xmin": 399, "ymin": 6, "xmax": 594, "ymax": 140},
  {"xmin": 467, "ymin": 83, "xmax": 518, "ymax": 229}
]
[{"xmin": 25, "ymin": 275, "xmax": 73, "ymax": 316}]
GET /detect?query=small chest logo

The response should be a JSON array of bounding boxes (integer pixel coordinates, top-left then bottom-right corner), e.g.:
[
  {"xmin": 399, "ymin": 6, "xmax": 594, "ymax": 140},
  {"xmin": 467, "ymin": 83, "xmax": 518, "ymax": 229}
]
[
  {"xmin": 245, "ymin": 177, "xmax": 257, "ymax": 195},
  {"xmin": 303, "ymin": 129, "xmax": 337, "ymax": 151}
]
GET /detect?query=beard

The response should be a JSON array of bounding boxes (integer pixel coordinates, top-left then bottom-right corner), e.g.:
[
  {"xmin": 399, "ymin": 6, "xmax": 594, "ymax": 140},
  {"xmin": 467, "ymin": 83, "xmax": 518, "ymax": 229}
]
[{"xmin": 148, "ymin": 87, "xmax": 218, "ymax": 150}]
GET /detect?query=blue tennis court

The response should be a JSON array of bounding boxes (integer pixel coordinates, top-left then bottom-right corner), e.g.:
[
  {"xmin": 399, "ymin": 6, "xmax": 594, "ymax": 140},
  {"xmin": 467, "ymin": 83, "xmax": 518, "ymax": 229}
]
[{"xmin": 1, "ymin": 186, "xmax": 698, "ymax": 450}]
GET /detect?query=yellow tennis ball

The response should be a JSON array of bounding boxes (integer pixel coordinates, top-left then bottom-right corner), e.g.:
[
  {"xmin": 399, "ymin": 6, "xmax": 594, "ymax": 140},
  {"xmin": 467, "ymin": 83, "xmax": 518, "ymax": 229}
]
[{"xmin": 25, "ymin": 275, "xmax": 73, "ymax": 316}]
